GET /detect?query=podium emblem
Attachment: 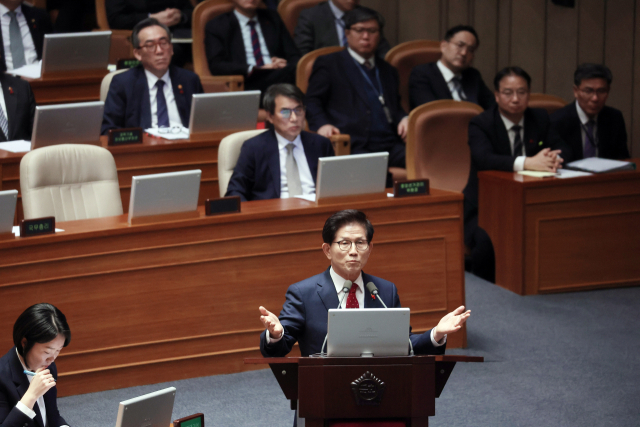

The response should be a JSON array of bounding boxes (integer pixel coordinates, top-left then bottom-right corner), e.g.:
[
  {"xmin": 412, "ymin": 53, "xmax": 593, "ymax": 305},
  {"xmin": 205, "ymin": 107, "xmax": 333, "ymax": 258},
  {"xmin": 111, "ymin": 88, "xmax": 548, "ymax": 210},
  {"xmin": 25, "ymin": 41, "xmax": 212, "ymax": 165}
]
[{"xmin": 350, "ymin": 371, "xmax": 386, "ymax": 406}]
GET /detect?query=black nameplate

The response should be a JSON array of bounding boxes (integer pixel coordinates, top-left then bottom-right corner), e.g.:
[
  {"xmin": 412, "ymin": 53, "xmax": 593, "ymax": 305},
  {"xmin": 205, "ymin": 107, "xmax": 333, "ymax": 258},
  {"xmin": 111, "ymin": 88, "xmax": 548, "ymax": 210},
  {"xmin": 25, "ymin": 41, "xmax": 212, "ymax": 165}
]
[
  {"xmin": 20, "ymin": 217, "xmax": 55, "ymax": 238},
  {"xmin": 116, "ymin": 58, "xmax": 141, "ymax": 70},
  {"xmin": 205, "ymin": 196, "xmax": 241, "ymax": 216},
  {"xmin": 173, "ymin": 413, "xmax": 204, "ymax": 427},
  {"xmin": 108, "ymin": 128, "xmax": 143, "ymax": 146},
  {"xmin": 393, "ymin": 179, "xmax": 430, "ymax": 197}
]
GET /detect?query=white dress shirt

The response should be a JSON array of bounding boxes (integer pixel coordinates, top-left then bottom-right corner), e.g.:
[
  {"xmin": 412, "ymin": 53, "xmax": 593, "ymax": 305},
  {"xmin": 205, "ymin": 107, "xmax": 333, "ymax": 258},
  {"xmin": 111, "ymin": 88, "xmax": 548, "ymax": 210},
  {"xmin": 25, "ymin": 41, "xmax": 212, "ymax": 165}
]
[
  {"xmin": 275, "ymin": 130, "xmax": 316, "ymax": 198},
  {"xmin": 144, "ymin": 69, "xmax": 182, "ymax": 128},
  {"xmin": 499, "ymin": 113, "xmax": 526, "ymax": 171},
  {"xmin": 575, "ymin": 100, "xmax": 599, "ymax": 157},
  {"xmin": 347, "ymin": 47, "xmax": 375, "ymax": 69},
  {"xmin": 328, "ymin": 0, "xmax": 346, "ymax": 46},
  {"xmin": 436, "ymin": 60, "xmax": 467, "ymax": 101},
  {"xmin": 0, "ymin": 4, "xmax": 38, "ymax": 70},
  {"xmin": 234, "ymin": 10, "xmax": 272, "ymax": 74}
]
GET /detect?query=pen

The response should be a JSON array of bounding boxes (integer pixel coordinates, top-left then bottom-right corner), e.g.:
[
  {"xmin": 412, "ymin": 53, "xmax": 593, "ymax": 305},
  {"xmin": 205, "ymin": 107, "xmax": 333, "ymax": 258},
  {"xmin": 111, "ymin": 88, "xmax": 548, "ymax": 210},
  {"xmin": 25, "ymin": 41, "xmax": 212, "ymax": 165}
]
[{"xmin": 23, "ymin": 370, "xmax": 36, "ymax": 376}]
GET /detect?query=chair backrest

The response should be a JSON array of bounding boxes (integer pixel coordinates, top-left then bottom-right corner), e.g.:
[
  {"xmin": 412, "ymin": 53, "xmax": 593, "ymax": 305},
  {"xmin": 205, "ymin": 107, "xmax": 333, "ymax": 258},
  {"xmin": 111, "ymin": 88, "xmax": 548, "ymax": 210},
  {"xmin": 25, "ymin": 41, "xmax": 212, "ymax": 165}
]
[
  {"xmin": 528, "ymin": 93, "xmax": 566, "ymax": 115},
  {"xmin": 406, "ymin": 100, "xmax": 483, "ymax": 192},
  {"xmin": 20, "ymin": 144, "xmax": 124, "ymax": 222},
  {"xmin": 385, "ymin": 39, "xmax": 441, "ymax": 112},
  {"xmin": 100, "ymin": 69, "xmax": 128, "ymax": 102},
  {"xmin": 193, "ymin": 0, "xmax": 235, "ymax": 77},
  {"xmin": 95, "ymin": 0, "xmax": 110, "ymax": 30},
  {"xmin": 296, "ymin": 46, "xmax": 343, "ymax": 93},
  {"xmin": 218, "ymin": 129, "xmax": 268, "ymax": 197},
  {"xmin": 278, "ymin": 0, "xmax": 324, "ymax": 36}
]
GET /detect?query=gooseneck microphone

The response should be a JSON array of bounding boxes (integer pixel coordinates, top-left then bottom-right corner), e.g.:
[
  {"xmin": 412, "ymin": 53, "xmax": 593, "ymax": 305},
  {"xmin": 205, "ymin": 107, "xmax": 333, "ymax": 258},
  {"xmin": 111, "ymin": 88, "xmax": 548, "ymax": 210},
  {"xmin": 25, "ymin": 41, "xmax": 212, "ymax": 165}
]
[
  {"xmin": 321, "ymin": 280, "xmax": 353, "ymax": 356},
  {"xmin": 365, "ymin": 281, "xmax": 414, "ymax": 356}
]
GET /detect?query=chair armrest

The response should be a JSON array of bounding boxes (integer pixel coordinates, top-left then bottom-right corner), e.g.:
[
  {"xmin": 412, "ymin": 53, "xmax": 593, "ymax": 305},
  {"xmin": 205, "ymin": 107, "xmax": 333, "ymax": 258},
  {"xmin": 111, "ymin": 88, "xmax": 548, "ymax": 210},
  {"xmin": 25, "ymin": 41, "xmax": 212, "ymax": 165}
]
[
  {"xmin": 329, "ymin": 134, "xmax": 350, "ymax": 156},
  {"xmin": 200, "ymin": 75, "xmax": 245, "ymax": 93}
]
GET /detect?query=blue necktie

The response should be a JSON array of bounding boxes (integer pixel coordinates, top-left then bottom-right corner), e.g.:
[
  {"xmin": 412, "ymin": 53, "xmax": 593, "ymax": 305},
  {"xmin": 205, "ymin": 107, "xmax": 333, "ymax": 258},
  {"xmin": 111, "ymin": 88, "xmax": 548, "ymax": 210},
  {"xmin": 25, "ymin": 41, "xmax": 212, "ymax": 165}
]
[
  {"xmin": 248, "ymin": 20, "xmax": 265, "ymax": 67},
  {"xmin": 155, "ymin": 80, "xmax": 170, "ymax": 128},
  {"xmin": 337, "ymin": 18, "xmax": 348, "ymax": 47},
  {"xmin": 8, "ymin": 11, "xmax": 26, "ymax": 69}
]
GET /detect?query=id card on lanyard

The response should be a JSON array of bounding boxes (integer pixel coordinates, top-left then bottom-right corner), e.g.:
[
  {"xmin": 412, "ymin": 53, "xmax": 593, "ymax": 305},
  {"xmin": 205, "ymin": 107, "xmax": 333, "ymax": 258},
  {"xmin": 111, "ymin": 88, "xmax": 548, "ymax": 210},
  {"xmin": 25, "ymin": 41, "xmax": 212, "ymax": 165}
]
[{"xmin": 354, "ymin": 59, "xmax": 393, "ymax": 124}]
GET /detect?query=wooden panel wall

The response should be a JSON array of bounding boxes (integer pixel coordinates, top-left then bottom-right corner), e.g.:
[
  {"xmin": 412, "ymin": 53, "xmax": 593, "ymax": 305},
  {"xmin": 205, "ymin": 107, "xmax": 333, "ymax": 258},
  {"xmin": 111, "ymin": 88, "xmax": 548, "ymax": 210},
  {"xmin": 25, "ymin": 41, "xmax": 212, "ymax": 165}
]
[{"xmin": 367, "ymin": 0, "xmax": 639, "ymax": 156}]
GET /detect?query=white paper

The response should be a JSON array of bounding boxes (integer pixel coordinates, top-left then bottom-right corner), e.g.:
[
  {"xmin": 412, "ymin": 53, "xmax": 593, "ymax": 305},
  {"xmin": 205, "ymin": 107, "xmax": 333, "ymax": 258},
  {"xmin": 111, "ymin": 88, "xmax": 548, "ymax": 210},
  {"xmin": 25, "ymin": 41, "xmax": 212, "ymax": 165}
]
[
  {"xmin": 0, "ymin": 140, "xmax": 31, "ymax": 153},
  {"xmin": 7, "ymin": 61, "xmax": 42, "ymax": 79},
  {"xmin": 294, "ymin": 194, "xmax": 316, "ymax": 202},
  {"xmin": 387, "ymin": 193, "xmax": 395, "ymax": 197},
  {"xmin": 12, "ymin": 226, "xmax": 64, "ymax": 237},
  {"xmin": 556, "ymin": 169, "xmax": 592, "ymax": 179},
  {"xmin": 566, "ymin": 157, "xmax": 633, "ymax": 173},
  {"xmin": 145, "ymin": 127, "xmax": 190, "ymax": 140},
  {"xmin": 517, "ymin": 171, "xmax": 557, "ymax": 178}
]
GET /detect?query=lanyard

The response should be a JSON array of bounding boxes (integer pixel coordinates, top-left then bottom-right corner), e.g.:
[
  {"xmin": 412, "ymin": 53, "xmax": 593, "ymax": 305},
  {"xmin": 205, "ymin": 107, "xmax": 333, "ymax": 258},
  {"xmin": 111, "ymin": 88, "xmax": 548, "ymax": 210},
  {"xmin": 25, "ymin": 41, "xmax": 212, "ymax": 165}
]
[{"xmin": 353, "ymin": 58, "xmax": 393, "ymax": 123}]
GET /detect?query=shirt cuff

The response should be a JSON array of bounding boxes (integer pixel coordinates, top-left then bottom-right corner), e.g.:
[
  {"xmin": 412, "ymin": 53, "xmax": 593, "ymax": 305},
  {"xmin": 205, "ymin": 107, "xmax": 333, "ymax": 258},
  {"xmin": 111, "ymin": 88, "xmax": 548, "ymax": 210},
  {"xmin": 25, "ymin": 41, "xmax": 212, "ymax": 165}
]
[
  {"xmin": 513, "ymin": 156, "xmax": 526, "ymax": 171},
  {"xmin": 16, "ymin": 401, "xmax": 36, "ymax": 419},
  {"xmin": 266, "ymin": 330, "xmax": 283, "ymax": 344},
  {"xmin": 430, "ymin": 329, "xmax": 446, "ymax": 347}
]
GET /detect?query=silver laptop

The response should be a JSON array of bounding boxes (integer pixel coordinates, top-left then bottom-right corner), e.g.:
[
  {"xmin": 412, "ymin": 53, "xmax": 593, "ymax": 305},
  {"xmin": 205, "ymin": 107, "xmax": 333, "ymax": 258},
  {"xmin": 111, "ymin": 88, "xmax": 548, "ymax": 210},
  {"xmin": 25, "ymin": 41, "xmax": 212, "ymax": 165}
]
[
  {"xmin": 0, "ymin": 190, "xmax": 18, "ymax": 234},
  {"xmin": 31, "ymin": 102, "xmax": 104, "ymax": 149},
  {"xmin": 42, "ymin": 31, "xmax": 111, "ymax": 74},
  {"xmin": 188, "ymin": 91, "xmax": 261, "ymax": 136},
  {"xmin": 316, "ymin": 152, "xmax": 389, "ymax": 199},
  {"xmin": 326, "ymin": 308, "xmax": 410, "ymax": 357},
  {"xmin": 115, "ymin": 387, "xmax": 176, "ymax": 427},
  {"xmin": 128, "ymin": 170, "xmax": 201, "ymax": 223}
]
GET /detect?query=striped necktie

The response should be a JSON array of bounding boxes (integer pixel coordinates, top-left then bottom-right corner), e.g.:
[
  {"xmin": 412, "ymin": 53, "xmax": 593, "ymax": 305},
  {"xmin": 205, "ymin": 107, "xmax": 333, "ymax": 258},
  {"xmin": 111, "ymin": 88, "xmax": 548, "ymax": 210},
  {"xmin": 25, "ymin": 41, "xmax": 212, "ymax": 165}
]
[
  {"xmin": 0, "ymin": 106, "xmax": 9, "ymax": 140},
  {"xmin": 248, "ymin": 20, "xmax": 265, "ymax": 67}
]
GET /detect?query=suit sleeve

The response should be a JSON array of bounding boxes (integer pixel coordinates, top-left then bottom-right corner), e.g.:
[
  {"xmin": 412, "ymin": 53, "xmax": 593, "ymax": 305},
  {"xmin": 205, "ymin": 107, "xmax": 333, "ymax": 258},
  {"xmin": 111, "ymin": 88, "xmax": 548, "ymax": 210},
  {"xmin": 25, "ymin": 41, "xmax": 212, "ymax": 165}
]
[
  {"xmin": 540, "ymin": 112, "xmax": 573, "ymax": 162},
  {"xmin": 293, "ymin": 9, "xmax": 315, "ymax": 56},
  {"xmin": 101, "ymin": 76, "xmax": 127, "ymax": 135},
  {"xmin": 46, "ymin": 364, "xmax": 67, "ymax": 427},
  {"xmin": 276, "ymin": 15, "xmax": 301, "ymax": 64},
  {"xmin": 375, "ymin": 32, "xmax": 391, "ymax": 59},
  {"xmin": 178, "ymin": 0, "xmax": 194, "ymax": 27},
  {"xmin": 204, "ymin": 19, "xmax": 250, "ymax": 76},
  {"xmin": 613, "ymin": 109, "xmax": 630, "ymax": 159},
  {"xmin": 260, "ymin": 283, "xmax": 307, "ymax": 357},
  {"xmin": 224, "ymin": 142, "xmax": 256, "ymax": 202},
  {"xmin": 106, "ymin": 0, "xmax": 148, "ymax": 30},
  {"xmin": 305, "ymin": 57, "xmax": 333, "ymax": 131},
  {"xmin": 409, "ymin": 66, "xmax": 437, "ymax": 110},
  {"xmin": 468, "ymin": 119, "xmax": 517, "ymax": 172},
  {"xmin": 390, "ymin": 67, "xmax": 407, "ymax": 123}
]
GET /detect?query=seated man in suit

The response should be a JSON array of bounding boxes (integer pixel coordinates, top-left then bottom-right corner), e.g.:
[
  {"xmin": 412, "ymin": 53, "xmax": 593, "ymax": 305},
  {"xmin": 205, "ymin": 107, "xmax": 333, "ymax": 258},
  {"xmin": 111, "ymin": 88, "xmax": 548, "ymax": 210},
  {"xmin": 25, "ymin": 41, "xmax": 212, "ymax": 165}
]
[
  {"xmin": 0, "ymin": 0, "xmax": 52, "ymax": 71},
  {"xmin": 101, "ymin": 18, "xmax": 203, "ymax": 135},
  {"xmin": 463, "ymin": 66, "xmax": 569, "ymax": 283},
  {"xmin": 106, "ymin": 0, "xmax": 193, "ymax": 31},
  {"xmin": 225, "ymin": 83, "xmax": 334, "ymax": 201},
  {"xmin": 305, "ymin": 7, "xmax": 408, "ymax": 173},
  {"xmin": 294, "ymin": 0, "xmax": 391, "ymax": 59},
  {"xmin": 409, "ymin": 25, "xmax": 494, "ymax": 111},
  {"xmin": 259, "ymin": 209, "xmax": 470, "ymax": 358},
  {"xmin": 0, "ymin": 68, "xmax": 34, "ymax": 141},
  {"xmin": 205, "ymin": 0, "xmax": 300, "ymax": 101},
  {"xmin": 550, "ymin": 63, "xmax": 629, "ymax": 160}
]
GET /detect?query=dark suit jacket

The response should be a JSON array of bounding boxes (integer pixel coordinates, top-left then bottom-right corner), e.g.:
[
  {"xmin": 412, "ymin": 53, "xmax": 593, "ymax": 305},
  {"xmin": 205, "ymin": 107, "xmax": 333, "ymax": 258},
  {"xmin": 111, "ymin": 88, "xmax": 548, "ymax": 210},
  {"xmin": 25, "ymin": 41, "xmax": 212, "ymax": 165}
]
[
  {"xmin": 101, "ymin": 64, "xmax": 203, "ymax": 134},
  {"xmin": 259, "ymin": 268, "xmax": 446, "ymax": 357},
  {"xmin": 305, "ymin": 49, "xmax": 406, "ymax": 153},
  {"xmin": 0, "ymin": 73, "xmax": 35, "ymax": 141},
  {"xmin": 0, "ymin": 348, "xmax": 67, "ymax": 427},
  {"xmin": 0, "ymin": 5, "xmax": 52, "ymax": 72},
  {"xmin": 409, "ymin": 62, "xmax": 495, "ymax": 110},
  {"xmin": 205, "ymin": 9, "xmax": 300, "ymax": 77},
  {"xmin": 106, "ymin": 0, "xmax": 193, "ymax": 30},
  {"xmin": 225, "ymin": 129, "xmax": 334, "ymax": 201},
  {"xmin": 294, "ymin": 1, "xmax": 391, "ymax": 59},
  {"xmin": 463, "ymin": 105, "xmax": 571, "ymax": 211},
  {"xmin": 550, "ymin": 102, "xmax": 630, "ymax": 160}
]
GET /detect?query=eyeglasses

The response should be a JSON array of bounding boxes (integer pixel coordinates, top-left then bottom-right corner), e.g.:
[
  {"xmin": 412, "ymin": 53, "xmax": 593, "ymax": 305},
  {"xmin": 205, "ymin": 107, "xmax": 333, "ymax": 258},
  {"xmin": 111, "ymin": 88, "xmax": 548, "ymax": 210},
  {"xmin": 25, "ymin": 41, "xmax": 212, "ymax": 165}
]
[
  {"xmin": 499, "ymin": 89, "xmax": 529, "ymax": 98},
  {"xmin": 349, "ymin": 27, "xmax": 380, "ymax": 35},
  {"xmin": 579, "ymin": 88, "xmax": 609, "ymax": 97},
  {"xmin": 449, "ymin": 40, "xmax": 476, "ymax": 54},
  {"xmin": 333, "ymin": 240, "xmax": 369, "ymax": 251},
  {"xmin": 158, "ymin": 126, "xmax": 183, "ymax": 134},
  {"xmin": 138, "ymin": 38, "xmax": 171, "ymax": 51},
  {"xmin": 280, "ymin": 106, "xmax": 305, "ymax": 119}
]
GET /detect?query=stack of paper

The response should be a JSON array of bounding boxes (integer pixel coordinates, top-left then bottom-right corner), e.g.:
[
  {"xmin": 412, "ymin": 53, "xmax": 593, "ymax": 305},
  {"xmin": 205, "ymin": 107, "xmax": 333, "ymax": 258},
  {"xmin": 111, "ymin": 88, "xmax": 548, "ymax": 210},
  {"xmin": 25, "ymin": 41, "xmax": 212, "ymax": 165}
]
[
  {"xmin": 145, "ymin": 127, "xmax": 190, "ymax": 140},
  {"xmin": 566, "ymin": 158, "xmax": 635, "ymax": 173},
  {"xmin": 0, "ymin": 140, "xmax": 31, "ymax": 153}
]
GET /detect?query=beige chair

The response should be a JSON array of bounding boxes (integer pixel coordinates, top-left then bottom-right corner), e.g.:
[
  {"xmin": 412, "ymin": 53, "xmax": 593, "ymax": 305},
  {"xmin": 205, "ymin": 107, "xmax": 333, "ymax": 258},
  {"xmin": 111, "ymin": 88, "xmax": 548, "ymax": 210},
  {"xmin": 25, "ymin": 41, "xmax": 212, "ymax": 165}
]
[
  {"xmin": 277, "ymin": 0, "xmax": 324, "ymax": 36},
  {"xmin": 20, "ymin": 144, "xmax": 124, "ymax": 222},
  {"xmin": 406, "ymin": 100, "xmax": 483, "ymax": 191},
  {"xmin": 529, "ymin": 93, "xmax": 566, "ymax": 115},
  {"xmin": 100, "ymin": 69, "xmax": 128, "ymax": 102},
  {"xmin": 218, "ymin": 129, "xmax": 267, "ymax": 197}
]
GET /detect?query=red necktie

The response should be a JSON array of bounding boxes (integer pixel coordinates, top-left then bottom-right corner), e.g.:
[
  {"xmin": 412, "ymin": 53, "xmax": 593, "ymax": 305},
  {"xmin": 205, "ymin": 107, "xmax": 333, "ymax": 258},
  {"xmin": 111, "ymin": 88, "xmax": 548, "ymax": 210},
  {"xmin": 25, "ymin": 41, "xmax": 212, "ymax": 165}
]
[
  {"xmin": 346, "ymin": 285, "xmax": 359, "ymax": 308},
  {"xmin": 248, "ymin": 21, "xmax": 265, "ymax": 67}
]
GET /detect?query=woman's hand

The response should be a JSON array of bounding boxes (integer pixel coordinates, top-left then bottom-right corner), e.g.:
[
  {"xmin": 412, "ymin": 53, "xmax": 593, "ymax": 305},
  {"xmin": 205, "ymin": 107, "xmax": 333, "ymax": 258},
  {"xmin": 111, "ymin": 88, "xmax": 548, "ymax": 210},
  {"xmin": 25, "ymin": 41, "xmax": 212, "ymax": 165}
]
[{"xmin": 20, "ymin": 368, "xmax": 56, "ymax": 409}]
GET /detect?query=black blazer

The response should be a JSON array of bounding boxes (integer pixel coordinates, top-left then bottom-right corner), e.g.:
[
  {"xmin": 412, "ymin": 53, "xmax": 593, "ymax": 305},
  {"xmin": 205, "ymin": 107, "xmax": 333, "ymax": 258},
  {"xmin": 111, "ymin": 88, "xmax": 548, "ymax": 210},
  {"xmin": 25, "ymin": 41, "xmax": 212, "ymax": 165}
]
[
  {"xmin": 305, "ymin": 49, "xmax": 406, "ymax": 153},
  {"xmin": 550, "ymin": 102, "xmax": 630, "ymax": 160},
  {"xmin": 101, "ymin": 64, "xmax": 203, "ymax": 134},
  {"xmin": 463, "ymin": 105, "xmax": 571, "ymax": 210},
  {"xmin": 205, "ymin": 9, "xmax": 300, "ymax": 77},
  {"xmin": 0, "ymin": 5, "xmax": 52, "ymax": 72},
  {"xmin": 409, "ymin": 62, "xmax": 495, "ymax": 110},
  {"xmin": 106, "ymin": 0, "xmax": 193, "ymax": 30},
  {"xmin": 293, "ymin": 1, "xmax": 391, "ymax": 59},
  {"xmin": 225, "ymin": 129, "xmax": 334, "ymax": 201},
  {"xmin": 0, "ymin": 348, "xmax": 67, "ymax": 427},
  {"xmin": 0, "ymin": 73, "xmax": 35, "ymax": 141}
]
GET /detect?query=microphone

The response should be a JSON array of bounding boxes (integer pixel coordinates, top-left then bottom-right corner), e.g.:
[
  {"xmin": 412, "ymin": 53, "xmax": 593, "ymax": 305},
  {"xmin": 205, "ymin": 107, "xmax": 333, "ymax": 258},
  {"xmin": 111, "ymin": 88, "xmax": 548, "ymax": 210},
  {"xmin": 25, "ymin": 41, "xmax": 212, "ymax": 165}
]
[
  {"xmin": 321, "ymin": 280, "xmax": 353, "ymax": 356},
  {"xmin": 365, "ymin": 281, "xmax": 414, "ymax": 356}
]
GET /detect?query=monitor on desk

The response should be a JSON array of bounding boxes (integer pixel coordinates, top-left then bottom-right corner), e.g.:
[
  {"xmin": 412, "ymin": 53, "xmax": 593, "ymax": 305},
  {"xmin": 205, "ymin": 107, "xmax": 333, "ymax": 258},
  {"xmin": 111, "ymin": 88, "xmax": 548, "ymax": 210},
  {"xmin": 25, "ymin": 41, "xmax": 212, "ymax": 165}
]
[
  {"xmin": 115, "ymin": 387, "xmax": 176, "ymax": 427},
  {"xmin": 188, "ymin": 91, "xmax": 261, "ymax": 136},
  {"xmin": 327, "ymin": 308, "xmax": 410, "ymax": 357},
  {"xmin": 128, "ymin": 170, "xmax": 201, "ymax": 223},
  {"xmin": 42, "ymin": 31, "xmax": 111, "ymax": 74},
  {"xmin": 316, "ymin": 152, "xmax": 389, "ymax": 199},
  {"xmin": 31, "ymin": 102, "xmax": 104, "ymax": 150},
  {"xmin": 0, "ymin": 190, "xmax": 18, "ymax": 234}
]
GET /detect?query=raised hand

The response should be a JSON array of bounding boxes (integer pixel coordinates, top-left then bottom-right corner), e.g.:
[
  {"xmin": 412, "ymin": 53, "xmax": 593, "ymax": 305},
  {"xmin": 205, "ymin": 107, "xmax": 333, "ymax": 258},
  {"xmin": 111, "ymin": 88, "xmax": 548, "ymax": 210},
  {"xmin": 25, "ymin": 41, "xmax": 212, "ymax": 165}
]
[
  {"xmin": 259, "ymin": 306, "xmax": 283, "ymax": 339},
  {"xmin": 433, "ymin": 305, "xmax": 471, "ymax": 342}
]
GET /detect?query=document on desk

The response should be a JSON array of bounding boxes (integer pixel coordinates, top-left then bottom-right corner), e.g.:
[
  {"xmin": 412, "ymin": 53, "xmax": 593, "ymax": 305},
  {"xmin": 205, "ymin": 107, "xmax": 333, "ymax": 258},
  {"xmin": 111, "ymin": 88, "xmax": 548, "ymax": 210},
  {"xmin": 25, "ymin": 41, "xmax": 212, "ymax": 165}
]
[
  {"xmin": 566, "ymin": 157, "xmax": 636, "ymax": 173},
  {"xmin": 517, "ymin": 171, "xmax": 557, "ymax": 178},
  {"xmin": 0, "ymin": 140, "xmax": 31, "ymax": 153},
  {"xmin": 145, "ymin": 127, "xmax": 190, "ymax": 140},
  {"xmin": 12, "ymin": 226, "xmax": 64, "ymax": 237},
  {"xmin": 7, "ymin": 61, "xmax": 42, "ymax": 79},
  {"xmin": 556, "ymin": 169, "xmax": 592, "ymax": 179}
]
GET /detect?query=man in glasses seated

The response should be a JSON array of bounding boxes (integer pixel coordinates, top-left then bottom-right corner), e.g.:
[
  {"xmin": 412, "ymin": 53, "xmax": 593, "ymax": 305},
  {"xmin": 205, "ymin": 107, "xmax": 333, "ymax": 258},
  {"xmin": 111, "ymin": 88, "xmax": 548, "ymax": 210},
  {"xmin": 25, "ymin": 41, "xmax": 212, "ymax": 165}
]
[
  {"xmin": 225, "ymin": 83, "xmax": 334, "ymax": 201},
  {"xmin": 101, "ymin": 18, "xmax": 203, "ymax": 135}
]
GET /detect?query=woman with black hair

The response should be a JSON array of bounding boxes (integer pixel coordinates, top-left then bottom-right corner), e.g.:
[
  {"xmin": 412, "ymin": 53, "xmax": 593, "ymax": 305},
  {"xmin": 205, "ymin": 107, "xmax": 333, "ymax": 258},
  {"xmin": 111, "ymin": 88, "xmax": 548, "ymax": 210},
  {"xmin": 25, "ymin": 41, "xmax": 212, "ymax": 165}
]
[{"xmin": 0, "ymin": 303, "xmax": 71, "ymax": 427}]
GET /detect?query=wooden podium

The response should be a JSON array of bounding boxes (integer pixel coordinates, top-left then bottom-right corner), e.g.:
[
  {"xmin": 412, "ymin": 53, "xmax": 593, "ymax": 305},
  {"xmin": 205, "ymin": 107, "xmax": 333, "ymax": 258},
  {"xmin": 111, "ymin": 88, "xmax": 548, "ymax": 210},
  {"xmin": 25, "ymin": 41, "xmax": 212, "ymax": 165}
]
[{"xmin": 245, "ymin": 355, "xmax": 482, "ymax": 426}]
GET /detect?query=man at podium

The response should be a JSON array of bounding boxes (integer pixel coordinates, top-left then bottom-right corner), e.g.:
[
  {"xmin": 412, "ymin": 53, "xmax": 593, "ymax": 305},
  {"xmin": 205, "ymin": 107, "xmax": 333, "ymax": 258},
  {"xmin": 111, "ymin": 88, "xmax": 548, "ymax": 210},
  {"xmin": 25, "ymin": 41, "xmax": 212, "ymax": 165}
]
[{"xmin": 259, "ymin": 209, "xmax": 470, "ymax": 357}]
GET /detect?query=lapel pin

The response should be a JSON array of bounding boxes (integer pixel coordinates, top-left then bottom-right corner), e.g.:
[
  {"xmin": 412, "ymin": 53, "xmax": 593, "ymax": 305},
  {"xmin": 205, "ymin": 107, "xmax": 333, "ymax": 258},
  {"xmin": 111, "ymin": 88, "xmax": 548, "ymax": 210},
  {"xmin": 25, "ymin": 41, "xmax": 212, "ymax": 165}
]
[
  {"xmin": 538, "ymin": 141, "xmax": 543, "ymax": 146},
  {"xmin": 8, "ymin": 87, "xmax": 13, "ymax": 95},
  {"xmin": 178, "ymin": 84, "xmax": 184, "ymax": 94}
]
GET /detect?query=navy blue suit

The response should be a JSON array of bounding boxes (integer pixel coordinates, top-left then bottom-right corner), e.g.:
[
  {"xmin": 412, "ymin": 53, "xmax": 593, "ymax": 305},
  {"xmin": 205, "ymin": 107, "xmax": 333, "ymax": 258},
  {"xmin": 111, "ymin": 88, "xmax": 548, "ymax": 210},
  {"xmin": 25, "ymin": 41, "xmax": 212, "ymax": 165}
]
[
  {"xmin": 0, "ymin": 348, "xmax": 67, "ymax": 427},
  {"xmin": 225, "ymin": 129, "xmax": 334, "ymax": 201},
  {"xmin": 260, "ymin": 268, "xmax": 446, "ymax": 358},
  {"xmin": 101, "ymin": 65, "xmax": 203, "ymax": 135},
  {"xmin": 0, "ymin": 73, "xmax": 35, "ymax": 142}
]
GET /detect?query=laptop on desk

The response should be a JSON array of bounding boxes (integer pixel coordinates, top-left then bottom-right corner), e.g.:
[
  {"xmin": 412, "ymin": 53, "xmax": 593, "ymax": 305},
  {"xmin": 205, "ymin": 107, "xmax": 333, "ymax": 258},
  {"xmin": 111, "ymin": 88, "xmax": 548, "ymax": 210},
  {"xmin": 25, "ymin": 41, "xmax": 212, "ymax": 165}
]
[
  {"xmin": 188, "ymin": 91, "xmax": 261, "ymax": 136},
  {"xmin": 31, "ymin": 102, "xmax": 104, "ymax": 150},
  {"xmin": 42, "ymin": 31, "xmax": 111, "ymax": 74},
  {"xmin": 0, "ymin": 190, "xmax": 18, "ymax": 235},
  {"xmin": 316, "ymin": 152, "xmax": 389, "ymax": 200},
  {"xmin": 115, "ymin": 387, "xmax": 176, "ymax": 427}
]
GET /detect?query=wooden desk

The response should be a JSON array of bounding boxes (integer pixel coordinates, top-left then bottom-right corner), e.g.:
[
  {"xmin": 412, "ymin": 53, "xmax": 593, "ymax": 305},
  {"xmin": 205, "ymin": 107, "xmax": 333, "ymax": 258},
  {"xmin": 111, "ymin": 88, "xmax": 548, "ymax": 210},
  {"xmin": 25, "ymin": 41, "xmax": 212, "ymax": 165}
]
[
  {"xmin": 478, "ymin": 163, "xmax": 640, "ymax": 295},
  {"xmin": 0, "ymin": 192, "xmax": 465, "ymax": 397},
  {"xmin": 25, "ymin": 69, "xmax": 109, "ymax": 105}
]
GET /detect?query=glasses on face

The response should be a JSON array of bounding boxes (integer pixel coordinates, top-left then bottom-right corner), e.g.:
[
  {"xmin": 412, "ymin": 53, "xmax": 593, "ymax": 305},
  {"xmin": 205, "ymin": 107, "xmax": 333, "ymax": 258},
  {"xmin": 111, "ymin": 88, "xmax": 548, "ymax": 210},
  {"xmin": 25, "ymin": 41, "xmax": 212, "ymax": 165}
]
[
  {"xmin": 450, "ymin": 40, "xmax": 476, "ymax": 54},
  {"xmin": 579, "ymin": 87, "xmax": 609, "ymax": 97},
  {"xmin": 333, "ymin": 240, "xmax": 369, "ymax": 252},
  {"xmin": 499, "ymin": 89, "xmax": 529, "ymax": 98},
  {"xmin": 279, "ymin": 106, "xmax": 305, "ymax": 119},
  {"xmin": 349, "ymin": 27, "xmax": 380, "ymax": 35},
  {"xmin": 138, "ymin": 38, "xmax": 171, "ymax": 51}
]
